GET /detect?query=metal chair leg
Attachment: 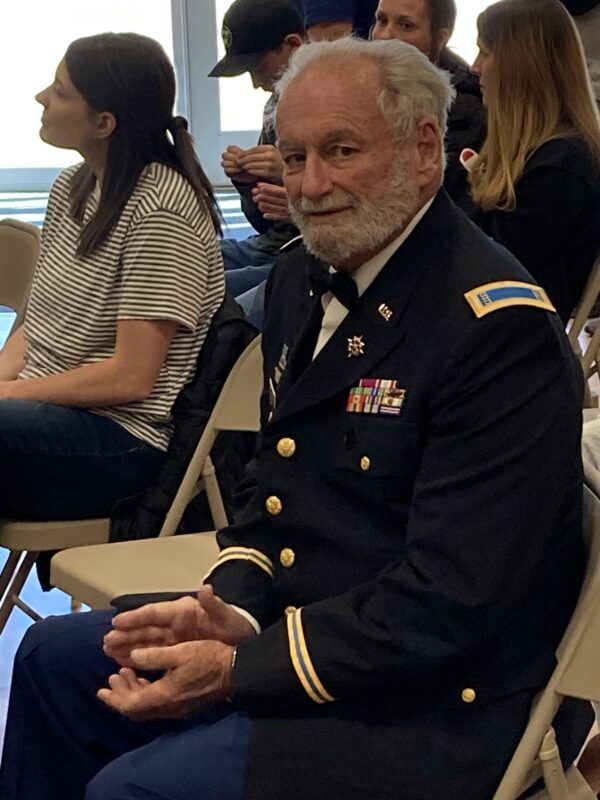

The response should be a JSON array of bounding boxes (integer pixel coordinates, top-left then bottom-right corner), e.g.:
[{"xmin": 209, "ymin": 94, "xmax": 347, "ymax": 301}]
[
  {"xmin": 70, "ymin": 597, "xmax": 83, "ymax": 613},
  {"xmin": 0, "ymin": 550, "xmax": 22, "ymax": 602},
  {"xmin": 0, "ymin": 551, "xmax": 40, "ymax": 635}
]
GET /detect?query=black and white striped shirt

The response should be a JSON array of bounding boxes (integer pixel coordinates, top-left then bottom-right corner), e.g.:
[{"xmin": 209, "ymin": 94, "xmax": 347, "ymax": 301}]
[{"xmin": 21, "ymin": 162, "xmax": 225, "ymax": 451}]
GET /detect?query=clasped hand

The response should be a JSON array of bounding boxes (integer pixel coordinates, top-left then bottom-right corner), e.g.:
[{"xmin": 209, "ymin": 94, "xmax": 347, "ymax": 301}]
[
  {"xmin": 98, "ymin": 585, "xmax": 255, "ymax": 720},
  {"xmin": 221, "ymin": 144, "xmax": 284, "ymax": 183}
]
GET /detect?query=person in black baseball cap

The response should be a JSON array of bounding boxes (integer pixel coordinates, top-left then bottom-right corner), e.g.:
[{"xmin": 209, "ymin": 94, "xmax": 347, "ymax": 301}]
[
  {"xmin": 208, "ymin": 0, "xmax": 305, "ymax": 327},
  {"xmin": 209, "ymin": 0, "xmax": 305, "ymax": 81}
]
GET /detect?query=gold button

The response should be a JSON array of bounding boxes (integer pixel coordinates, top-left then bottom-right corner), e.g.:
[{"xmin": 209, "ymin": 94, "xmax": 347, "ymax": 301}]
[
  {"xmin": 285, "ymin": 605, "xmax": 297, "ymax": 616},
  {"xmin": 265, "ymin": 496, "xmax": 283, "ymax": 515},
  {"xmin": 461, "ymin": 688, "xmax": 476, "ymax": 704},
  {"xmin": 280, "ymin": 548, "xmax": 295, "ymax": 568},
  {"xmin": 277, "ymin": 438, "xmax": 296, "ymax": 458},
  {"xmin": 360, "ymin": 456, "xmax": 371, "ymax": 471}
]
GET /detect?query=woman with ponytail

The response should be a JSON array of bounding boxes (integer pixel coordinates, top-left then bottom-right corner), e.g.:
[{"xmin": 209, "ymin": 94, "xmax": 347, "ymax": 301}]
[{"xmin": 0, "ymin": 32, "xmax": 225, "ymax": 520}]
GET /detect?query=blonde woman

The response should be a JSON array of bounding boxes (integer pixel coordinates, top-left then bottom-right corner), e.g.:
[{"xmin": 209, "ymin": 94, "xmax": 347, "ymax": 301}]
[{"xmin": 468, "ymin": 0, "xmax": 600, "ymax": 323}]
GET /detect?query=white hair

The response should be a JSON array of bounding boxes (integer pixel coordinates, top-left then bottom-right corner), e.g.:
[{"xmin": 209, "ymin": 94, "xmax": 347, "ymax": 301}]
[{"xmin": 272, "ymin": 37, "xmax": 456, "ymax": 142}]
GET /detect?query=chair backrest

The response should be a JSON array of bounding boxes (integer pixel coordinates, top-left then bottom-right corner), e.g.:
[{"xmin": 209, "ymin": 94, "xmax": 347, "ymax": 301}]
[
  {"xmin": 158, "ymin": 335, "xmax": 263, "ymax": 538},
  {"xmin": 569, "ymin": 254, "xmax": 600, "ymax": 347},
  {"xmin": 0, "ymin": 219, "xmax": 40, "ymax": 332},
  {"xmin": 492, "ymin": 461, "xmax": 600, "ymax": 800}
]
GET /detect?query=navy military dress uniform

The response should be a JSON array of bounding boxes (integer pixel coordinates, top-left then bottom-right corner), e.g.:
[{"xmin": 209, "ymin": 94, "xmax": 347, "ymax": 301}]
[{"xmin": 0, "ymin": 191, "xmax": 590, "ymax": 800}]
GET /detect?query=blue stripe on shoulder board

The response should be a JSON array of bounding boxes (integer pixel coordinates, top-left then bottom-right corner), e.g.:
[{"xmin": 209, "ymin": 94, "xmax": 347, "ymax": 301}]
[
  {"xmin": 464, "ymin": 281, "xmax": 556, "ymax": 319},
  {"xmin": 479, "ymin": 286, "xmax": 543, "ymax": 304}
]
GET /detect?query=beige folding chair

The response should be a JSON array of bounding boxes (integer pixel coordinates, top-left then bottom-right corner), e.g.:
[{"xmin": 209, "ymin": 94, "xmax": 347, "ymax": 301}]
[
  {"xmin": 492, "ymin": 461, "xmax": 600, "ymax": 800},
  {"xmin": 569, "ymin": 255, "xmax": 600, "ymax": 350},
  {"xmin": 0, "ymin": 218, "xmax": 40, "ymax": 333},
  {"xmin": 0, "ymin": 335, "xmax": 263, "ymax": 629},
  {"xmin": 579, "ymin": 317, "xmax": 600, "ymax": 408}
]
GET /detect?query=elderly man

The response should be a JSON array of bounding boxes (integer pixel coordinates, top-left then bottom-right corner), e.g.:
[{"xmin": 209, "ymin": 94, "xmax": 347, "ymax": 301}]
[{"xmin": 0, "ymin": 38, "xmax": 590, "ymax": 800}]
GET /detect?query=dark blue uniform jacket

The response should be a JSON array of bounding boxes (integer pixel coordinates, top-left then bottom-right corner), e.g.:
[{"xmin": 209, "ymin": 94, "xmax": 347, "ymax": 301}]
[{"xmin": 208, "ymin": 191, "xmax": 587, "ymax": 800}]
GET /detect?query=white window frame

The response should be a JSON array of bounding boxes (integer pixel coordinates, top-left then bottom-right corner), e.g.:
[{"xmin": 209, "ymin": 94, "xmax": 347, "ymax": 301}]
[{"xmin": 0, "ymin": 0, "xmax": 261, "ymax": 192}]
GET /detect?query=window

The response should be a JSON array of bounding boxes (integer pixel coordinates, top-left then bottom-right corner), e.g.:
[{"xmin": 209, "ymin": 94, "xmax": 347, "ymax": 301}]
[{"xmin": 0, "ymin": 0, "xmax": 175, "ymax": 190}]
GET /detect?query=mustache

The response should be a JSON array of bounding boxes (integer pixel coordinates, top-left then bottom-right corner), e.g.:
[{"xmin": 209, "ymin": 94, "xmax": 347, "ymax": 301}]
[{"xmin": 292, "ymin": 191, "xmax": 359, "ymax": 215}]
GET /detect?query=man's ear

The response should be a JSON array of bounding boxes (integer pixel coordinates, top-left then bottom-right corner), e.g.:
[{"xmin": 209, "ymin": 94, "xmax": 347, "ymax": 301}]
[
  {"xmin": 95, "ymin": 111, "xmax": 117, "ymax": 141},
  {"xmin": 284, "ymin": 33, "xmax": 305, "ymax": 50},
  {"xmin": 412, "ymin": 117, "xmax": 443, "ymax": 188}
]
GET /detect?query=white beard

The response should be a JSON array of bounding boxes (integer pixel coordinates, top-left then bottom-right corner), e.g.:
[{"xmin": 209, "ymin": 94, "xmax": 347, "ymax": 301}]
[{"xmin": 289, "ymin": 156, "xmax": 421, "ymax": 266}]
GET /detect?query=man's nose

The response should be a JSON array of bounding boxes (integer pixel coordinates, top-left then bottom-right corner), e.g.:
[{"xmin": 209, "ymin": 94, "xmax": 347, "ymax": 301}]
[{"xmin": 300, "ymin": 155, "xmax": 334, "ymax": 201}]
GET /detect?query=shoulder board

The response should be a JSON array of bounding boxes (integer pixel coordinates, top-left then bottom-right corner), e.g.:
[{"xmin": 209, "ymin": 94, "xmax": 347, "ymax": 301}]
[
  {"xmin": 464, "ymin": 281, "xmax": 556, "ymax": 318},
  {"xmin": 279, "ymin": 235, "xmax": 303, "ymax": 253}
]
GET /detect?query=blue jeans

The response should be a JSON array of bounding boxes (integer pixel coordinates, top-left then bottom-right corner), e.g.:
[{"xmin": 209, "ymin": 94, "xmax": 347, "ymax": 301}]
[
  {"xmin": 0, "ymin": 400, "xmax": 165, "ymax": 519},
  {"xmin": 236, "ymin": 280, "xmax": 267, "ymax": 330},
  {"xmin": 221, "ymin": 237, "xmax": 276, "ymax": 297},
  {"xmin": 0, "ymin": 611, "xmax": 252, "ymax": 800}
]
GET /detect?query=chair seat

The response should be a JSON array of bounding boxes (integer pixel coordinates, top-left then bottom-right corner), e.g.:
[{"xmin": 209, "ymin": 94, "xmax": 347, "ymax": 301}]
[
  {"xmin": 0, "ymin": 517, "xmax": 110, "ymax": 551},
  {"xmin": 50, "ymin": 532, "xmax": 219, "ymax": 609}
]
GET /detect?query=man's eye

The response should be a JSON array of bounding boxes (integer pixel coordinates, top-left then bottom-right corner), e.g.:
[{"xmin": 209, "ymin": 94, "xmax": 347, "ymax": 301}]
[
  {"xmin": 284, "ymin": 154, "xmax": 304, "ymax": 167},
  {"xmin": 333, "ymin": 146, "xmax": 355, "ymax": 157}
]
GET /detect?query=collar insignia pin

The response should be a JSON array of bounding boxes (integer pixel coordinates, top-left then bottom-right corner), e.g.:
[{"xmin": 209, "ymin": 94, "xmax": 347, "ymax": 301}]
[
  {"xmin": 347, "ymin": 335, "xmax": 365, "ymax": 359},
  {"xmin": 378, "ymin": 303, "xmax": 393, "ymax": 322}
]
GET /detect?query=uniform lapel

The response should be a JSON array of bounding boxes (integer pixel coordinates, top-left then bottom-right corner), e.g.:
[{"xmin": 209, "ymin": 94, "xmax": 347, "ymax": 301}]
[{"xmin": 274, "ymin": 217, "xmax": 438, "ymax": 420}]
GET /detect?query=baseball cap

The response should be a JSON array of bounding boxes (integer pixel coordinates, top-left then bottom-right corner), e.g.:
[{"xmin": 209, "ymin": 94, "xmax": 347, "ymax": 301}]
[{"xmin": 208, "ymin": 0, "xmax": 305, "ymax": 78}]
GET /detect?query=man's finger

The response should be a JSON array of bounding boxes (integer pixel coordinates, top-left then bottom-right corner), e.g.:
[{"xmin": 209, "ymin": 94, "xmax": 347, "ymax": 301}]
[
  {"xmin": 130, "ymin": 645, "xmax": 183, "ymax": 670},
  {"xmin": 105, "ymin": 625, "xmax": 169, "ymax": 648},
  {"xmin": 112, "ymin": 602, "xmax": 175, "ymax": 631}
]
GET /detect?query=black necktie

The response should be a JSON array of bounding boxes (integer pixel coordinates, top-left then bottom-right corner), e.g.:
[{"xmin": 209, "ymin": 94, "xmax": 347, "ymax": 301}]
[{"xmin": 306, "ymin": 259, "xmax": 359, "ymax": 312}]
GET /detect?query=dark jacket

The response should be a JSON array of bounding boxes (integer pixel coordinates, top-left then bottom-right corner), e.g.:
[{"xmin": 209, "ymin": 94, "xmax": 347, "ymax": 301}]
[
  {"xmin": 440, "ymin": 49, "xmax": 488, "ymax": 204},
  {"xmin": 109, "ymin": 294, "xmax": 259, "ymax": 542},
  {"xmin": 207, "ymin": 192, "xmax": 587, "ymax": 800},
  {"xmin": 468, "ymin": 136, "xmax": 600, "ymax": 323}
]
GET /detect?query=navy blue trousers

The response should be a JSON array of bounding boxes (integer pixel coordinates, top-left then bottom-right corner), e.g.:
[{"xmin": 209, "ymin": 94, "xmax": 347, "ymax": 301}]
[
  {"xmin": 221, "ymin": 237, "xmax": 275, "ymax": 298},
  {"xmin": 0, "ymin": 611, "xmax": 252, "ymax": 800},
  {"xmin": 0, "ymin": 400, "xmax": 164, "ymax": 519}
]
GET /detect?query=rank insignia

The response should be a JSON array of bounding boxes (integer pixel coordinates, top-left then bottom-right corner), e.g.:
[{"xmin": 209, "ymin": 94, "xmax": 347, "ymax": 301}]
[
  {"xmin": 464, "ymin": 281, "xmax": 556, "ymax": 318},
  {"xmin": 346, "ymin": 379, "xmax": 406, "ymax": 415},
  {"xmin": 378, "ymin": 303, "xmax": 393, "ymax": 322},
  {"xmin": 347, "ymin": 335, "xmax": 365, "ymax": 358}
]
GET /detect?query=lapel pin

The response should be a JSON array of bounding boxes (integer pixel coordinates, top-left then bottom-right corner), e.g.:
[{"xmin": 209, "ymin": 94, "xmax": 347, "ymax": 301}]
[
  {"xmin": 347, "ymin": 335, "xmax": 365, "ymax": 358},
  {"xmin": 378, "ymin": 303, "xmax": 393, "ymax": 322}
]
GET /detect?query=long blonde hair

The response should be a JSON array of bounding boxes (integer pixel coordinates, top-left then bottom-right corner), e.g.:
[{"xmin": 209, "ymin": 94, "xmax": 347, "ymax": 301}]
[{"xmin": 470, "ymin": 0, "xmax": 600, "ymax": 211}]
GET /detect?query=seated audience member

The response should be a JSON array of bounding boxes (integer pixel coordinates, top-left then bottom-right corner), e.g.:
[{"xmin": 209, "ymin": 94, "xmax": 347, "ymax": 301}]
[
  {"xmin": 371, "ymin": 0, "xmax": 487, "ymax": 204},
  {"xmin": 467, "ymin": 0, "xmax": 600, "ymax": 324},
  {"xmin": 208, "ymin": 0, "xmax": 304, "ymax": 315},
  {"xmin": 253, "ymin": 0, "xmax": 486, "ymax": 260},
  {"xmin": 294, "ymin": 0, "xmax": 378, "ymax": 40},
  {"xmin": 0, "ymin": 33, "xmax": 224, "ymax": 520},
  {"xmin": 0, "ymin": 37, "xmax": 591, "ymax": 800}
]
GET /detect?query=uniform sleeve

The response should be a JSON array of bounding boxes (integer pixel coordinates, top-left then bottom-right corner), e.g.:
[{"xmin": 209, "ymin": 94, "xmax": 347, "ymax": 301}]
[
  {"xmin": 230, "ymin": 307, "xmax": 583, "ymax": 709},
  {"xmin": 118, "ymin": 209, "xmax": 218, "ymax": 331}
]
